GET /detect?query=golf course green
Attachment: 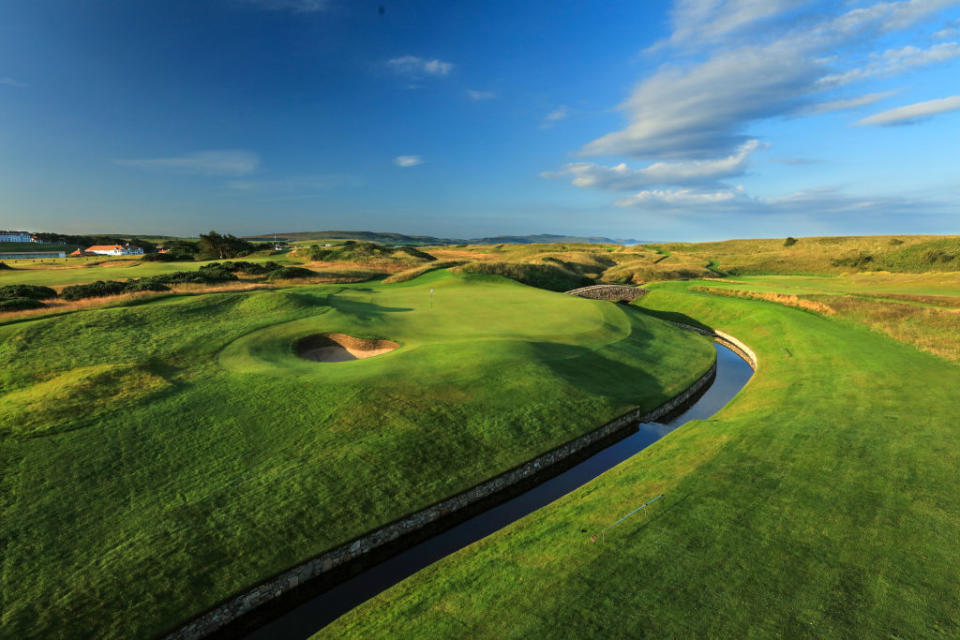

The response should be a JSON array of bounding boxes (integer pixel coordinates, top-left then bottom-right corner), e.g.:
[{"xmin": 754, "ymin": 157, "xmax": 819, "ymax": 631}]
[
  {"xmin": 318, "ymin": 280, "xmax": 960, "ymax": 639},
  {"xmin": 0, "ymin": 270, "xmax": 714, "ymax": 639}
]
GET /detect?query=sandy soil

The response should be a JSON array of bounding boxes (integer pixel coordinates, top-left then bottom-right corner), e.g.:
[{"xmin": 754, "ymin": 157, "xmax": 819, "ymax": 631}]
[{"xmin": 296, "ymin": 333, "xmax": 399, "ymax": 362}]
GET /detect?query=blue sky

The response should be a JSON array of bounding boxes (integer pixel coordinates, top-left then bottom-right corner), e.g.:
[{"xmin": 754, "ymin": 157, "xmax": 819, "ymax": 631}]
[{"xmin": 1, "ymin": 0, "xmax": 958, "ymax": 240}]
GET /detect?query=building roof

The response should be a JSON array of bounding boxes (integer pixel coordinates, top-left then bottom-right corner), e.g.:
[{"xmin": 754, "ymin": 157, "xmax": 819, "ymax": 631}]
[{"xmin": 86, "ymin": 245, "xmax": 124, "ymax": 251}]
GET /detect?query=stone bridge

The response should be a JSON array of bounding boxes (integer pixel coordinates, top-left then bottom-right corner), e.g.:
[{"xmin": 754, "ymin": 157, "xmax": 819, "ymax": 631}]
[{"xmin": 565, "ymin": 284, "xmax": 648, "ymax": 303}]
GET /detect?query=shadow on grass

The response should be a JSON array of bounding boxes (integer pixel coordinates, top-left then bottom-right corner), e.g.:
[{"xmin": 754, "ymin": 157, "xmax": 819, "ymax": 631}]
[
  {"xmin": 527, "ymin": 339, "xmax": 665, "ymax": 406},
  {"xmin": 325, "ymin": 295, "xmax": 414, "ymax": 321},
  {"xmin": 631, "ymin": 305, "xmax": 714, "ymax": 333}
]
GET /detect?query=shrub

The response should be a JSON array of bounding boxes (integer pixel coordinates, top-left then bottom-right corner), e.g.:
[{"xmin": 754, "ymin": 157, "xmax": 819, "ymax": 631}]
[
  {"xmin": 201, "ymin": 261, "xmax": 285, "ymax": 275},
  {"xmin": 149, "ymin": 268, "xmax": 238, "ymax": 285},
  {"xmin": 888, "ymin": 238, "xmax": 904, "ymax": 246},
  {"xmin": 831, "ymin": 253, "xmax": 874, "ymax": 269},
  {"xmin": 309, "ymin": 245, "xmax": 332, "ymax": 261},
  {"xmin": 0, "ymin": 261, "xmax": 12, "ymax": 270},
  {"xmin": 784, "ymin": 237, "xmax": 798, "ymax": 247},
  {"xmin": 61, "ymin": 278, "xmax": 173, "ymax": 300},
  {"xmin": 266, "ymin": 266, "xmax": 316, "ymax": 280},
  {"xmin": 923, "ymin": 249, "xmax": 957, "ymax": 264},
  {"xmin": 60, "ymin": 281, "xmax": 130, "ymax": 300},
  {"xmin": 0, "ymin": 297, "xmax": 46, "ymax": 311},
  {"xmin": 0, "ymin": 284, "xmax": 58, "ymax": 300},
  {"xmin": 123, "ymin": 280, "xmax": 171, "ymax": 293}
]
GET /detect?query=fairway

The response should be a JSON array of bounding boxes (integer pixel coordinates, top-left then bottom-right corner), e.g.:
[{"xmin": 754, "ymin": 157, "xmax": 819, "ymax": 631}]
[
  {"xmin": 320, "ymin": 281, "xmax": 960, "ymax": 639},
  {"xmin": 0, "ymin": 271, "xmax": 714, "ymax": 639}
]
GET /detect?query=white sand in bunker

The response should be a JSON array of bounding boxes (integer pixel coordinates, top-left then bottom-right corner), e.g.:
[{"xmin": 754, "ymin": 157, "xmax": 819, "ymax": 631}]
[{"xmin": 295, "ymin": 333, "xmax": 399, "ymax": 362}]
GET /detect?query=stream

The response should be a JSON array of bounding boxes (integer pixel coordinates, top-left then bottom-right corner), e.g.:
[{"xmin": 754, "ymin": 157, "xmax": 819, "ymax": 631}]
[{"xmin": 242, "ymin": 342, "xmax": 755, "ymax": 639}]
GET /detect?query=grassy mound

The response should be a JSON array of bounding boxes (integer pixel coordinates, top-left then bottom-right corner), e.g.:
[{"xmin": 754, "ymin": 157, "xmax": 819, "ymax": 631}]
[
  {"xmin": 321, "ymin": 281, "xmax": 960, "ymax": 640},
  {"xmin": 454, "ymin": 261, "xmax": 593, "ymax": 291},
  {"xmin": 309, "ymin": 241, "xmax": 437, "ymax": 266},
  {"xmin": 0, "ymin": 284, "xmax": 57, "ymax": 300},
  {"xmin": 266, "ymin": 266, "xmax": 316, "ymax": 280},
  {"xmin": 0, "ymin": 284, "xmax": 58, "ymax": 312},
  {"xmin": 382, "ymin": 261, "xmax": 467, "ymax": 283},
  {"xmin": 0, "ymin": 270, "xmax": 714, "ymax": 639},
  {"xmin": 0, "ymin": 297, "xmax": 46, "ymax": 311}
]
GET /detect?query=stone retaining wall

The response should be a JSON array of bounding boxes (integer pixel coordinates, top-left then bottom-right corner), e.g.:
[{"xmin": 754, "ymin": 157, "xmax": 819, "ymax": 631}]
[
  {"xmin": 166, "ymin": 328, "xmax": 751, "ymax": 640},
  {"xmin": 566, "ymin": 284, "xmax": 648, "ymax": 302},
  {"xmin": 668, "ymin": 321, "xmax": 758, "ymax": 370}
]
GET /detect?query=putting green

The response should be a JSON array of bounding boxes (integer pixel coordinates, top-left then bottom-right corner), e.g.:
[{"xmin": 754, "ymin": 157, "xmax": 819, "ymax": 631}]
[{"xmin": 0, "ymin": 270, "xmax": 714, "ymax": 640}]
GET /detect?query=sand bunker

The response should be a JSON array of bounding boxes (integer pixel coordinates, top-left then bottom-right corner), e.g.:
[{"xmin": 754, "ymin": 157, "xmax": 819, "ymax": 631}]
[{"xmin": 295, "ymin": 333, "xmax": 399, "ymax": 362}]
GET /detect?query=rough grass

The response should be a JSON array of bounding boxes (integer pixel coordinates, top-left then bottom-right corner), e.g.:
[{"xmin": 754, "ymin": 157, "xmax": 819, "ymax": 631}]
[
  {"xmin": 691, "ymin": 285, "xmax": 837, "ymax": 315},
  {"xmin": 382, "ymin": 260, "xmax": 467, "ymax": 283},
  {"xmin": 683, "ymin": 273, "xmax": 960, "ymax": 365},
  {"xmin": 660, "ymin": 235, "xmax": 960, "ymax": 275},
  {"xmin": 321, "ymin": 281, "xmax": 960, "ymax": 640},
  {"xmin": 0, "ymin": 270, "xmax": 714, "ymax": 639}
]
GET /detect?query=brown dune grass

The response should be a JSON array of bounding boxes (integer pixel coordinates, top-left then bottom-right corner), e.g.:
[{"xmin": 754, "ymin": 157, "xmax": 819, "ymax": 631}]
[{"xmin": 694, "ymin": 286, "xmax": 836, "ymax": 315}]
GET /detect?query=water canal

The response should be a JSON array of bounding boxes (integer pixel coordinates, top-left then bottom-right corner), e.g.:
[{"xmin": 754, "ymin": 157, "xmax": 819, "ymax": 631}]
[{"xmin": 238, "ymin": 342, "xmax": 755, "ymax": 639}]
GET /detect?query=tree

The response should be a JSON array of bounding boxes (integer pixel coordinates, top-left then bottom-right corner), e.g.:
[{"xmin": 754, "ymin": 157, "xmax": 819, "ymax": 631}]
[
  {"xmin": 197, "ymin": 231, "xmax": 254, "ymax": 259},
  {"xmin": 128, "ymin": 237, "xmax": 157, "ymax": 253}
]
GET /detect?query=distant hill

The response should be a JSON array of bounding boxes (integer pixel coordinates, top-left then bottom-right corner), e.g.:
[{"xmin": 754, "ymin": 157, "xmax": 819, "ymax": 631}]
[
  {"xmin": 468, "ymin": 233, "xmax": 643, "ymax": 245},
  {"xmin": 244, "ymin": 231, "xmax": 645, "ymax": 246},
  {"xmin": 244, "ymin": 231, "xmax": 459, "ymax": 246}
]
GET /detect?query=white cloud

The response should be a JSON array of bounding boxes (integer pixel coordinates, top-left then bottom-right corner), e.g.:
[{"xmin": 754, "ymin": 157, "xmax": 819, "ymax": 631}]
[
  {"xmin": 239, "ymin": 0, "xmax": 329, "ymax": 12},
  {"xmin": 615, "ymin": 188, "xmax": 740, "ymax": 208},
  {"xmin": 394, "ymin": 155, "xmax": 423, "ymax": 167},
  {"xmin": 582, "ymin": 0, "xmax": 960, "ymax": 159},
  {"xmin": 116, "ymin": 150, "xmax": 260, "ymax": 176},
  {"xmin": 856, "ymin": 95, "xmax": 960, "ymax": 125},
  {"xmin": 934, "ymin": 18, "xmax": 960, "ymax": 38},
  {"xmin": 387, "ymin": 56, "xmax": 454, "ymax": 78},
  {"xmin": 0, "ymin": 77, "xmax": 26, "ymax": 87},
  {"xmin": 545, "ymin": 106, "xmax": 568, "ymax": 121},
  {"xmin": 820, "ymin": 41, "xmax": 960, "ymax": 87},
  {"xmin": 544, "ymin": 139, "xmax": 761, "ymax": 190},
  {"xmin": 653, "ymin": 0, "xmax": 805, "ymax": 50},
  {"xmin": 612, "ymin": 184, "xmax": 945, "ymax": 218},
  {"xmin": 466, "ymin": 89, "xmax": 497, "ymax": 101},
  {"xmin": 804, "ymin": 91, "xmax": 897, "ymax": 115},
  {"xmin": 541, "ymin": 106, "xmax": 569, "ymax": 128}
]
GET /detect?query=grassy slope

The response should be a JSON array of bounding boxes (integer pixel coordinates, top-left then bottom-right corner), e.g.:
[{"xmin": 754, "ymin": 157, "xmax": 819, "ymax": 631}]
[
  {"xmin": 688, "ymin": 273, "xmax": 960, "ymax": 365},
  {"xmin": 662, "ymin": 235, "xmax": 960, "ymax": 275},
  {"xmin": 0, "ymin": 271, "xmax": 713, "ymax": 639},
  {"xmin": 321, "ymin": 282, "xmax": 960, "ymax": 639},
  {"xmin": 0, "ymin": 253, "xmax": 302, "ymax": 288}
]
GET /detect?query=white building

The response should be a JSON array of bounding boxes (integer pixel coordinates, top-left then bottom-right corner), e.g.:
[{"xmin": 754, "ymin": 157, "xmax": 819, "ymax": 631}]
[
  {"xmin": 0, "ymin": 231, "xmax": 33, "ymax": 243},
  {"xmin": 85, "ymin": 244, "xmax": 145, "ymax": 256}
]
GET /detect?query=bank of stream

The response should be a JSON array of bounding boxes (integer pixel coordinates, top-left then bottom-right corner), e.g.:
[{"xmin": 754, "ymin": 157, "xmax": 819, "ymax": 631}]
[{"xmin": 236, "ymin": 342, "xmax": 755, "ymax": 640}]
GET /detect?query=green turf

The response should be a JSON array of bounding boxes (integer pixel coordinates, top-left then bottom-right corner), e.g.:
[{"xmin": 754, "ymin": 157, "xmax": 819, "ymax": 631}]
[
  {"xmin": 0, "ymin": 270, "xmax": 713, "ymax": 639},
  {"xmin": 320, "ymin": 280, "xmax": 960, "ymax": 639}
]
